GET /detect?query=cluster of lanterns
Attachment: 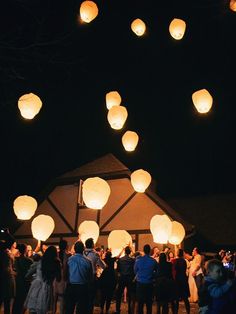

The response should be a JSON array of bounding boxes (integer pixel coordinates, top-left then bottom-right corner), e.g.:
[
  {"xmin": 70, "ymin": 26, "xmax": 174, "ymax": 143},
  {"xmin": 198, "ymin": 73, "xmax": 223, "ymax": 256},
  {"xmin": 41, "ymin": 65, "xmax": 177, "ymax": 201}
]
[{"xmin": 150, "ymin": 214, "xmax": 185, "ymax": 245}]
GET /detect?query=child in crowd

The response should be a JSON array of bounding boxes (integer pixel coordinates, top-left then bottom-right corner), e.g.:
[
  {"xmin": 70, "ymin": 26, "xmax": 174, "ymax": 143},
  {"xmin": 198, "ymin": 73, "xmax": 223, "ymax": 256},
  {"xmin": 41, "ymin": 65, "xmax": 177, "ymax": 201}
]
[{"xmin": 198, "ymin": 259, "xmax": 236, "ymax": 314}]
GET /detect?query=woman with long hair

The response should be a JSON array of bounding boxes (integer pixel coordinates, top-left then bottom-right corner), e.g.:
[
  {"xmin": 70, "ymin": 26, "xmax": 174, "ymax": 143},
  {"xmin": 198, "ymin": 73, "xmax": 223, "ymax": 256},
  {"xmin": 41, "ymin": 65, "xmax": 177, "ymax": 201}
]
[{"xmin": 25, "ymin": 245, "xmax": 61, "ymax": 314}]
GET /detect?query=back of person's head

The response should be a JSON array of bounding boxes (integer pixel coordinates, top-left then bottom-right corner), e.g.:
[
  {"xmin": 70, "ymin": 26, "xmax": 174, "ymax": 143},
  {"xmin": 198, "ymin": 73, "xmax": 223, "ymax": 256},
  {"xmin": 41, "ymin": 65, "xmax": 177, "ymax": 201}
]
[
  {"xmin": 143, "ymin": 244, "xmax": 151, "ymax": 255},
  {"xmin": 125, "ymin": 246, "xmax": 131, "ymax": 255},
  {"xmin": 85, "ymin": 237, "xmax": 94, "ymax": 249},
  {"xmin": 41, "ymin": 246, "xmax": 58, "ymax": 282},
  {"xmin": 159, "ymin": 252, "xmax": 167, "ymax": 264},
  {"xmin": 17, "ymin": 243, "xmax": 27, "ymax": 255},
  {"xmin": 74, "ymin": 241, "xmax": 84, "ymax": 254},
  {"xmin": 206, "ymin": 259, "xmax": 223, "ymax": 274},
  {"xmin": 177, "ymin": 248, "xmax": 184, "ymax": 258},
  {"xmin": 134, "ymin": 251, "xmax": 141, "ymax": 258},
  {"xmin": 59, "ymin": 239, "xmax": 68, "ymax": 251},
  {"xmin": 32, "ymin": 253, "xmax": 42, "ymax": 262}
]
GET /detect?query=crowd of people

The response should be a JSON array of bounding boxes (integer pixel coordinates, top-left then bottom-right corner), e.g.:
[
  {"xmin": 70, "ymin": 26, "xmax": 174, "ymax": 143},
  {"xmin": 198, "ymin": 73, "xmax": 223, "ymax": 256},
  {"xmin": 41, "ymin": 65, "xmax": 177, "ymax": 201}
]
[{"xmin": 0, "ymin": 230, "xmax": 236, "ymax": 314}]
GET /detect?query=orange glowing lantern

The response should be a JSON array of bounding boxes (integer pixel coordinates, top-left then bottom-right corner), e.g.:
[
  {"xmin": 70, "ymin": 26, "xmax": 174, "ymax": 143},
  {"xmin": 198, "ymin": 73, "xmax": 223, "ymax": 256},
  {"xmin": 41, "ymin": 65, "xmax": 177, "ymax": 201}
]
[
  {"xmin": 82, "ymin": 177, "xmax": 111, "ymax": 209},
  {"xmin": 107, "ymin": 105, "xmax": 128, "ymax": 130},
  {"xmin": 108, "ymin": 230, "xmax": 132, "ymax": 257},
  {"xmin": 131, "ymin": 169, "xmax": 151, "ymax": 192},
  {"xmin": 122, "ymin": 131, "xmax": 139, "ymax": 152},
  {"xmin": 106, "ymin": 91, "xmax": 122, "ymax": 110},
  {"xmin": 169, "ymin": 18, "xmax": 186, "ymax": 40},
  {"xmin": 230, "ymin": 0, "xmax": 236, "ymax": 11},
  {"xmin": 131, "ymin": 19, "xmax": 146, "ymax": 36},
  {"xmin": 13, "ymin": 195, "xmax": 37, "ymax": 220},
  {"xmin": 150, "ymin": 214, "xmax": 172, "ymax": 244},
  {"xmin": 80, "ymin": 1, "xmax": 98, "ymax": 23},
  {"xmin": 192, "ymin": 89, "xmax": 213, "ymax": 113},
  {"xmin": 31, "ymin": 214, "xmax": 55, "ymax": 241},
  {"xmin": 168, "ymin": 221, "xmax": 185, "ymax": 245},
  {"xmin": 18, "ymin": 93, "xmax": 42, "ymax": 119},
  {"xmin": 78, "ymin": 220, "xmax": 99, "ymax": 244}
]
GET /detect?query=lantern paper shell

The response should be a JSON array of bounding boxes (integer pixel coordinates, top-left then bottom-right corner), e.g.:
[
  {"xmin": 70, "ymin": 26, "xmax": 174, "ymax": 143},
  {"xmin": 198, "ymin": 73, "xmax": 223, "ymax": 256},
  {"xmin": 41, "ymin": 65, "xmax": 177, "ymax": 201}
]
[
  {"xmin": 131, "ymin": 18, "xmax": 146, "ymax": 36},
  {"xmin": 192, "ymin": 89, "xmax": 213, "ymax": 113},
  {"xmin": 150, "ymin": 214, "xmax": 172, "ymax": 244},
  {"xmin": 13, "ymin": 195, "xmax": 37, "ymax": 220},
  {"xmin": 31, "ymin": 214, "xmax": 55, "ymax": 241},
  {"xmin": 168, "ymin": 221, "xmax": 185, "ymax": 245},
  {"xmin": 122, "ymin": 131, "xmax": 139, "ymax": 152},
  {"xmin": 80, "ymin": 1, "xmax": 98, "ymax": 23},
  {"xmin": 108, "ymin": 230, "xmax": 132, "ymax": 257},
  {"xmin": 169, "ymin": 18, "xmax": 186, "ymax": 40},
  {"xmin": 18, "ymin": 93, "xmax": 42, "ymax": 119},
  {"xmin": 106, "ymin": 91, "xmax": 122, "ymax": 110},
  {"xmin": 82, "ymin": 177, "xmax": 111, "ymax": 210},
  {"xmin": 107, "ymin": 105, "xmax": 128, "ymax": 130},
  {"xmin": 78, "ymin": 220, "xmax": 99, "ymax": 244},
  {"xmin": 131, "ymin": 169, "xmax": 151, "ymax": 192},
  {"xmin": 230, "ymin": 0, "xmax": 236, "ymax": 11}
]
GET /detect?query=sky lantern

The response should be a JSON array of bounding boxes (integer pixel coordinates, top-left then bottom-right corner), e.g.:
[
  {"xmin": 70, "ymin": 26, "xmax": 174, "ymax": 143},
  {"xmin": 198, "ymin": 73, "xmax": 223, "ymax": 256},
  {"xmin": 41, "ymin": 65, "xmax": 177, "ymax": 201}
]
[
  {"xmin": 18, "ymin": 93, "xmax": 42, "ymax": 119},
  {"xmin": 82, "ymin": 177, "xmax": 111, "ymax": 209},
  {"xmin": 31, "ymin": 214, "xmax": 55, "ymax": 241},
  {"xmin": 108, "ymin": 230, "xmax": 132, "ymax": 257},
  {"xmin": 131, "ymin": 169, "xmax": 151, "ymax": 192},
  {"xmin": 192, "ymin": 89, "xmax": 213, "ymax": 113},
  {"xmin": 80, "ymin": 1, "xmax": 98, "ymax": 23},
  {"xmin": 230, "ymin": 0, "xmax": 236, "ymax": 11},
  {"xmin": 169, "ymin": 18, "xmax": 186, "ymax": 40},
  {"xmin": 150, "ymin": 214, "xmax": 172, "ymax": 244},
  {"xmin": 131, "ymin": 18, "xmax": 146, "ymax": 36},
  {"xmin": 107, "ymin": 105, "xmax": 128, "ymax": 130},
  {"xmin": 122, "ymin": 131, "xmax": 139, "ymax": 152},
  {"xmin": 13, "ymin": 195, "xmax": 37, "ymax": 220},
  {"xmin": 78, "ymin": 220, "xmax": 99, "ymax": 244},
  {"xmin": 168, "ymin": 221, "xmax": 185, "ymax": 245},
  {"xmin": 106, "ymin": 91, "xmax": 122, "ymax": 110}
]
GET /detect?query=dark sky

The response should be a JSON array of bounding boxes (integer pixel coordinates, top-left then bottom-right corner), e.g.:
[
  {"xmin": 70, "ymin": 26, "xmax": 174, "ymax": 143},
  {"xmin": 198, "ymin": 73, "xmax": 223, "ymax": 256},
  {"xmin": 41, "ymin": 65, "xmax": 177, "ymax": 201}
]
[{"xmin": 0, "ymin": 0, "xmax": 236, "ymax": 222}]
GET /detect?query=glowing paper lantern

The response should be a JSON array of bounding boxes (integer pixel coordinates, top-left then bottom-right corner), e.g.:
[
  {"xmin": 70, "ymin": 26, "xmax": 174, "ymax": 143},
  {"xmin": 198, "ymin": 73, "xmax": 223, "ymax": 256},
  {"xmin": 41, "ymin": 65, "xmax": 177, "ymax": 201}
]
[
  {"xmin": 106, "ymin": 91, "xmax": 122, "ymax": 110},
  {"xmin": 82, "ymin": 177, "xmax": 111, "ymax": 209},
  {"xmin": 13, "ymin": 195, "xmax": 37, "ymax": 220},
  {"xmin": 80, "ymin": 1, "xmax": 98, "ymax": 23},
  {"xmin": 78, "ymin": 220, "xmax": 99, "ymax": 244},
  {"xmin": 131, "ymin": 169, "xmax": 151, "ymax": 192},
  {"xmin": 192, "ymin": 89, "xmax": 213, "ymax": 113},
  {"xmin": 107, "ymin": 105, "xmax": 128, "ymax": 130},
  {"xmin": 169, "ymin": 18, "xmax": 186, "ymax": 40},
  {"xmin": 18, "ymin": 93, "xmax": 42, "ymax": 119},
  {"xmin": 122, "ymin": 131, "xmax": 139, "ymax": 152},
  {"xmin": 150, "ymin": 214, "xmax": 172, "ymax": 244},
  {"xmin": 108, "ymin": 230, "xmax": 132, "ymax": 257},
  {"xmin": 131, "ymin": 18, "xmax": 146, "ymax": 36},
  {"xmin": 31, "ymin": 214, "xmax": 55, "ymax": 241},
  {"xmin": 230, "ymin": 0, "xmax": 236, "ymax": 11},
  {"xmin": 168, "ymin": 221, "xmax": 185, "ymax": 245}
]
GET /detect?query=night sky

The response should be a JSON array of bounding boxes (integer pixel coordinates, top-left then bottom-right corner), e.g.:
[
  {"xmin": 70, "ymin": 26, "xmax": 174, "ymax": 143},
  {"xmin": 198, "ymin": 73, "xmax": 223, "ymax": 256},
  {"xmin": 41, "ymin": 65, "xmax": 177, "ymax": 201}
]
[{"xmin": 0, "ymin": 0, "xmax": 236, "ymax": 229}]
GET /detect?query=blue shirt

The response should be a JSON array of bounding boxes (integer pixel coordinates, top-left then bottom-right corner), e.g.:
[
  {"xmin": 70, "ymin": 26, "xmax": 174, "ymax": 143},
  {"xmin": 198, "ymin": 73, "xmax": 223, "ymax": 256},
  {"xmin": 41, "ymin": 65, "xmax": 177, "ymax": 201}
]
[
  {"xmin": 134, "ymin": 255, "xmax": 158, "ymax": 284},
  {"xmin": 68, "ymin": 253, "xmax": 93, "ymax": 284}
]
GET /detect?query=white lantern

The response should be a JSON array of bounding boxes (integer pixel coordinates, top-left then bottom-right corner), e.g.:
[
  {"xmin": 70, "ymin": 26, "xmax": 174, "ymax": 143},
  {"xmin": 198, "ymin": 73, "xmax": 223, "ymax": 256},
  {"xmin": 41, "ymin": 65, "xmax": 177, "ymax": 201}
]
[
  {"xmin": 168, "ymin": 221, "xmax": 185, "ymax": 245},
  {"xmin": 78, "ymin": 220, "xmax": 99, "ymax": 244},
  {"xmin": 122, "ymin": 131, "xmax": 139, "ymax": 152},
  {"xmin": 13, "ymin": 195, "xmax": 37, "ymax": 220},
  {"xmin": 230, "ymin": 0, "xmax": 236, "ymax": 11},
  {"xmin": 31, "ymin": 214, "xmax": 55, "ymax": 241},
  {"xmin": 18, "ymin": 93, "xmax": 42, "ymax": 119},
  {"xmin": 82, "ymin": 177, "xmax": 111, "ymax": 210},
  {"xmin": 108, "ymin": 230, "xmax": 132, "ymax": 257},
  {"xmin": 169, "ymin": 18, "xmax": 186, "ymax": 40},
  {"xmin": 192, "ymin": 89, "xmax": 213, "ymax": 114},
  {"xmin": 80, "ymin": 1, "xmax": 98, "ymax": 23},
  {"xmin": 131, "ymin": 18, "xmax": 146, "ymax": 36},
  {"xmin": 106, "ymin": 91, "xmax": 122, "ymax": 110},
  {"xmin": 107, "ymin": 105, "xmax": 128, "ymax": 130},
  {"xmin": 131, "ymin": 169, "xmax": 151, "ymax": 192},
  {"xmin": 150, "ymin": 214, "xmax": 172, "ymax": 244}
]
